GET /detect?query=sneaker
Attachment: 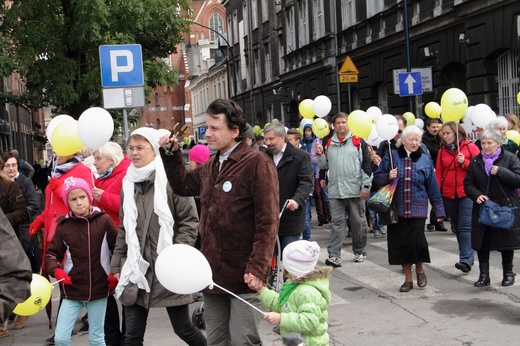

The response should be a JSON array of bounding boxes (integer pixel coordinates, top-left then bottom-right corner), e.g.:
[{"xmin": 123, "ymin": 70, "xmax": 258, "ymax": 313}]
[
  {"xmin": 325, "ymin": 257, "xmax": 342, "ymax": 267},
  {"xmin": 374, "ymin": 230, "xmax": 381, "ymax": 239},
  {"xmin": 380, "ymin": 226, "xmax": 387, "ymax": 235},
  {"xmin": 354, "ymin": 253, "xmax": 367, "ymax": 262}
]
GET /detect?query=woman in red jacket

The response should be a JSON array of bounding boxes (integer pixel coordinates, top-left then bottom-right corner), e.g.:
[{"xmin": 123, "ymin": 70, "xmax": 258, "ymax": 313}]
[
  {"xmin": 92, "ymin": 142, "xmax": 130, "ymax": 227},
  {"xmin": 436, "ymin": 122, "xmax": 480, "ymax": 273}
]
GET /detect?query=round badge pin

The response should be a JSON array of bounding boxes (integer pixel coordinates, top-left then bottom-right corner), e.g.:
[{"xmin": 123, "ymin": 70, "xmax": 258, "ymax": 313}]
[{"xmin": 222, "ymin": 181, "xmax": 232, "ymax": 192}]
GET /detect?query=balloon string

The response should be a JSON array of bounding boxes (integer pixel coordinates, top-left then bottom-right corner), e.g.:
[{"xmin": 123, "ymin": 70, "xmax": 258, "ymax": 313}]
[
  {"xmin": 51, "ymin": 279, "xmax": 64, "ymax": 286},
  {"xmin": 456, "ymin": 125, "xmax": 460, "ymax": 152},
  {"xmin": 388, "ymin": 141, "xmax": 394, "ymax": 169},
  {"xmin": 211, "ymin": 283, "xmax": 265, "ymax": 315}
]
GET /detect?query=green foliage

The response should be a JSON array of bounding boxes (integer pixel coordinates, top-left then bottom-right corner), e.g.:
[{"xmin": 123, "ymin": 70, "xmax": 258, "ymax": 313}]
[{"xmin": 0, "ymin": 0, "xmax": 192, "ymax": 118}]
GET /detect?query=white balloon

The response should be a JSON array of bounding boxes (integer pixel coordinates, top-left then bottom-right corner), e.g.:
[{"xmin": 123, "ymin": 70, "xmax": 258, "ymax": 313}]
[
  {"xmin": 78, "ymin": 107, "xmax": 114, "ymax": 149},
  {"xmin": 157, "ymin": 129, "xmax": 172, "ymax": 138},
  {"xmin": 366, "ymin": 124, "xmax": 384, "ymax": 147},
  {"xmin": 300, "ymin": 118, "xmax": 313, "ymax": 130},
  {"xmin": 415, "ymin": 118, "xmax": 424, "ymax": 129},
  {"xmin": 46, "ymin": 114, "xmax": 74, "ymax": 146},
  {"xmin": 463, "ymin": 105, "xmax": 474, "ymax": 124},
  {"xmin": 312, "ymin": 95, "xmax": 332, "ymax": 118},
  {"xmin": 463, "ymin": 110, "xmax": 479, "ymax": 142},
  {"xmin": 155, "ymin": 244, "xmax": 213, "ymax": 294},
  {"xmin": 366, "ymin": 106, "xmax": 383, "ymax": 123},
  {"xmin": 471, "ymin": 104, "xmax": 495, "ymax": 128},
  {"xmin": 376, "ymin": 114, "xmax": 399, "ymax": 140}
]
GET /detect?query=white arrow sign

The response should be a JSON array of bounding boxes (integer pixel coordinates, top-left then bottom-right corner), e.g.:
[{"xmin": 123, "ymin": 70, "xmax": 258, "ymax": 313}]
[{"xmin": 404, "ymin": 74, "xmax": 417, "ymax": 94}]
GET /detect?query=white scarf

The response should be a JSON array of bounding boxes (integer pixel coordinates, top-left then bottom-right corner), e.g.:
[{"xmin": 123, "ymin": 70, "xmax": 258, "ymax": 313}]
[{"xmin": 115, "ymin": 155, "xmax": 174, "ymax": 298}]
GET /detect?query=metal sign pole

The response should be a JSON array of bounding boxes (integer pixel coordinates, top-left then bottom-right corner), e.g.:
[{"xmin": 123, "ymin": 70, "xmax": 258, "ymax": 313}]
[{"xmin": 123, "ymin": 108, "xmax": 129, "ymax": 150}]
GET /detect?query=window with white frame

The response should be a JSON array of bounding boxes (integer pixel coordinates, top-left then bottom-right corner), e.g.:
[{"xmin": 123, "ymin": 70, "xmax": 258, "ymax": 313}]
[
  {"xmin": 313, "ymin": 0, "xmax": 325, "ymax": 39},
  {"xmin": 278, "ymin": 39, "xmax": 285, "ymax": 72},
  {"xmin": 378, "ymin": 84, "xmax": 388, "ymax": 114},
  {"xmin": 209, "ymin": 12, "xmax": 224, "ymax": 43},
  {"xmin": 497, "ymin": 50, "xmax": 520, "ymax": 115},
  {"xmin": 254, "ymin": 48, "xmax": 261, "ymax": 86},
  {"xmin": 366, "ymin": 0, "xmax": 383, "ymax": 18},
  {"xmin": 251, "ymin": 0, "xmax": 258, "ymax": 29},
  {"xmin": 298, "ymin": 0, "xmax": 309, "ymax": 47},
  {"xmin": 227, "ymin": 16, "xmax": 233, "ymax": 45},
  {"xmin": 341, "ymin": 0, "xmax": 355, "ymax": 30}
]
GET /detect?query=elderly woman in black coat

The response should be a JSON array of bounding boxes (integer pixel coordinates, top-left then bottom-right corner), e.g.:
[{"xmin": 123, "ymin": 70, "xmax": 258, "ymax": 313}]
[{"xmin": 464, "ymin": 128, "xmax": 520, "ymax": 287}]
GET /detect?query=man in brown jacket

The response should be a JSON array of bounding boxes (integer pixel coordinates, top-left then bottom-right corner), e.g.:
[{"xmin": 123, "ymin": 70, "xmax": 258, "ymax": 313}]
[{"xmin": 160, "ymin": 99, "xmax": 279, "ymax": 346}]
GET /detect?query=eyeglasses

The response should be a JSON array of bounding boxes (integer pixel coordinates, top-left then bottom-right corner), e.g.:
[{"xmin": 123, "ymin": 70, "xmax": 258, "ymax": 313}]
[
  {"xmin": 3, "ymin": 163, "xmax": 17, "ymax": 168},
  {"xmin": 127, "ymin": 146, "xmax": 152, "ymax": 153}
]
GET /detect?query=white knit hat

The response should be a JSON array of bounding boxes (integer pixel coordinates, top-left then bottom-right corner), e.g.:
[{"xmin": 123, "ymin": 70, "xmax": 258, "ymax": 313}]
[
  {"xmin": 130, "ymin": 127, "xmax": 160, "ymax": 155},
  {"xmin": 282, "ymin": 240, "xmax": 320, "ymax": 278}
]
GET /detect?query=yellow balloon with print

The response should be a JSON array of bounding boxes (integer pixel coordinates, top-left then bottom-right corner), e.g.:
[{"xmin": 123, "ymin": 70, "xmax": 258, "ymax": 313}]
[
  {"xmin": 51, "ymin": 119, "xmax": 84, "ymax": 156},
  {"xmin": 312, "ymin": 118, "xmax": 330, "ymax": 138},
  {"xmin": 299, "ymin": 99, "xmax": 315, "ymax": 119},
  {"xmin": 347, "ymin": 110, "xmax": 372, "ymax": 138},
  {"xmin": 425, "ymin": 102, "xmax": 442, "ymax": 119},
  {"xmin": 507, "ymin": 130, "xmax": 520, "ymax": 146},
  {"xmin": 403, "ymin": 112, "xmax": 415, "ymax": 125},
  {"xmin": 13, "ymin": 274, "xmax": 53, "ymax": 316},
  {"xmin": 440, "ymin": 88, "xmax": 468, "ymax": 122}
]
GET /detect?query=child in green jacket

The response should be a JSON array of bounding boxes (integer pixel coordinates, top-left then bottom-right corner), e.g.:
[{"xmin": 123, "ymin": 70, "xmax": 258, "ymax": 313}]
[{"xmin": 248, "ymin": 240, "xmax": 332, "ymax": 346}]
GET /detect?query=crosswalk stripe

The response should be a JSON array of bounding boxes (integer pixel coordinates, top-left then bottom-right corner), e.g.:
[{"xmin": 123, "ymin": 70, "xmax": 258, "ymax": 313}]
[
  {"xmin": 373, "ymin": 241, "xmax": 511, "ymax": 289},
  {"xmin": 318, "ymin": 248, "xmax": 446, "ymax": 299}
]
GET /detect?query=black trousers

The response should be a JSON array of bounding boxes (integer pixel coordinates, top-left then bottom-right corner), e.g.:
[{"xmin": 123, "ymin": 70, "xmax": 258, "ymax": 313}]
[{"xmin": 122, "ymin": 304, "xmax": 206, "ymax": 346}]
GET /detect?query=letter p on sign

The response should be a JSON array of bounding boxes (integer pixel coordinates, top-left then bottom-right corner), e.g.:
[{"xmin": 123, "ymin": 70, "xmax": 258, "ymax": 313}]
[{"xmin": 99, "ymin": 44, "xmax": 144, "ymax": 88}]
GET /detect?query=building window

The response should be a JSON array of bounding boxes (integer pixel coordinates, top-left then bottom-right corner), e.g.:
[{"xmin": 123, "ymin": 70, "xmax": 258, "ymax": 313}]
[
  {"xmin": 378, "ymin": 84, "xmax": 388, "ymax": 114},
  {"xmin": 209, "ymin": 12, "xmax": 224, "ymax": 43},
  {"xmin": 243, "ymin": 2, "xmax": 249, "ymax": 35},
  {"xmin": 497, "ymin": 50, "xmax": 520, "ymax": 115},
  {"xmin": 313, "ymin": 0, "xmax": 325, "ymax": 39},
  {"xmin": 341, "ymin": 0, "xmax": 355, "ymax": 30},
  {"xmin": 298, "ymin": 0, "xmax": 309, "ymax": 46},
  {"xmin": 156, "ymin": 118, "xmax": 161, "ymax": 129},
  {"xmin": 251, "ymin": 0, "xmax": 258, "ymax": 29},
  {"xmin": 286, "ymin": 6, "xmax": 295, "ymax": 52},
  {"xmin": 262, "ymin": 0, "xmax": 269, "ymax": 23},
  {"xmin": 233, "ymin": 11, "xmax": 239, "ymax": 44},
  {"xmin": 366, "ymin": 0, "xmax": 383, "ymax": 18},
  {"xmin": 227, "ymin": 16, "xmax": 233, "ymax": 45},
  {"xmin": 254, "ymin": 48, "xmax": 261, "ymax": 87},
  {"xmin": 264, "ymin": 43, "xmax": 272, "ymax": 83},
  {"xmin": 154, "ymin": 93, "xmax": 160, "ymax": 107}
]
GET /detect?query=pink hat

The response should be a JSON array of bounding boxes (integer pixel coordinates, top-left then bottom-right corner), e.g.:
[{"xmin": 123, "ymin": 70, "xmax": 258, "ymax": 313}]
[
  {"xmin": 62, "ymin": 177, "xmax": 92, "ymax": 206},
  {"xmin": 188, "ymin": 144, "xmax": 210, "ymax": 165}
]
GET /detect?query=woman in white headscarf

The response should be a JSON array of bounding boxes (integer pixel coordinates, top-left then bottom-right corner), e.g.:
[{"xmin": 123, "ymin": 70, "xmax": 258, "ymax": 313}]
[{"xmin": 110, "ymin": 127, "xmax": 206, "ymax": 345}]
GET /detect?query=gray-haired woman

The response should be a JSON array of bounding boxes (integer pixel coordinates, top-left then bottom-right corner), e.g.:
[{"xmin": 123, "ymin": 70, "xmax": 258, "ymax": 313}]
[
  {"xmin": 464, "ymin": 128, "xmax": 520, "ymax": 287},
  {"xmin": 374, "ymin": 125, "xmax": 445, "ymax": 292}
]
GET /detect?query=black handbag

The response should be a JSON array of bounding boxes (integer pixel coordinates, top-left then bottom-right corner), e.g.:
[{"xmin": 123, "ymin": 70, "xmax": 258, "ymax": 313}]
[
  {"xmin": 380, "ymin": 199, "xmax": 398, "ymax": 225},
  {"xmin": 478, "ymin": 176, "xmax": 517, "ymax": 229}
]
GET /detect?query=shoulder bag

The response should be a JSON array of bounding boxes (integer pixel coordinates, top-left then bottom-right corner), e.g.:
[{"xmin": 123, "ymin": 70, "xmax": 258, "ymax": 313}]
[{"xmin": 478, "ymin": 176, "xmax": 517, "ymax": 229}]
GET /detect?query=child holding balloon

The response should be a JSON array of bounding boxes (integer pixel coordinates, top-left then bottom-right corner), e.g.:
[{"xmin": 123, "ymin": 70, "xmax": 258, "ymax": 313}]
[
  {"xmin": 45, "ymin": 177, "xmax": 118, "ymax": 346},
  {"xmin": 247, "ymin": 240, "xmax": 332, "ymax": 346}
]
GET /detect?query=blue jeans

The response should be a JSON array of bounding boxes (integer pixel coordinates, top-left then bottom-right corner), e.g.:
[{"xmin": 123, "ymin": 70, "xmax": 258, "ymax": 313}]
[
  {"xmin": 55, "ymin": 298, "xmax": 107, "ymax": 346},
  {"xmin": 367, "ymin": 191, "xmax": 381, "ymax": 232},
  {"xmin": 443, "ymin": 197, "xmax": 474, "ymax": 266},
  {"xmin": 303, "ymin": 199, "xmax": 312, "ymax": 240}
]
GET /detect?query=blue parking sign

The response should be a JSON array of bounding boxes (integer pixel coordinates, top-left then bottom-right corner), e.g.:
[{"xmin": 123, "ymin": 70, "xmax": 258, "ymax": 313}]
[{"xmin": 99, "ymin": 44, "xmax": 144, "ymax": 88}]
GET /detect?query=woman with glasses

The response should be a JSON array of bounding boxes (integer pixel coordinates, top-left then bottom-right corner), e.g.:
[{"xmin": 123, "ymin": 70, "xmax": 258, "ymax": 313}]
[{"xmin": 374, "ymin": 126, "xmax": 445, "ymax": 292}]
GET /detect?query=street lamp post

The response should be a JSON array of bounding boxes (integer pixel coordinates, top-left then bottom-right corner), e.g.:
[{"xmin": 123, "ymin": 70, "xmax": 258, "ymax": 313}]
[{"xmin": 190, "ymin": 21, "xmax": 237, "ymax": 98}]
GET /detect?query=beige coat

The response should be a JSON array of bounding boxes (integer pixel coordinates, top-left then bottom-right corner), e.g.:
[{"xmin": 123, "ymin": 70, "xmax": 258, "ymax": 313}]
[{"xmin": 111, "ymin": 173, "xmax": 199, "ymax": 308}]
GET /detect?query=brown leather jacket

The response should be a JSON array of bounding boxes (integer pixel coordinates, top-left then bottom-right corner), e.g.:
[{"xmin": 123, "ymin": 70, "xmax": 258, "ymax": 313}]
[
  {"xmin": 161, "ymin": 140, "xmax": 280, "ymax": 294},
  {"xmin": 0, "ymin": 178, "xmax": 28, "ymax": 239}
]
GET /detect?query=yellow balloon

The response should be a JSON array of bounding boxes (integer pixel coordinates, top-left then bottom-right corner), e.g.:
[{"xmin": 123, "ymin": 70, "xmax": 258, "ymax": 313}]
[
  {"xmin": 264, "ymin": 123, "xmax": 271, "ymax": 130},
  {"xmin": 507, "ymin": 130, "xmax": 520, "ymax": 146},
  {"xmin": 299, "ymin": 99, "xmax": 315, "ymax": 119},
  {"xmin": 403, "ymin": 112, "xmax": 415, "ymax": 125},
  {"xmin": 297, "ymin": 127, "xmax": 303, "ymax": 136},
  {"xmin": 271, "ymin": 118, "xmax": 279, "ymax": 124},
  {"xmin": 253, "ymin": 125, "xmax": 262, "ymax": 136},
  {"xmin": 440, "ymin": 88, "xmax": 468, "ymax": 122},
  {"xmin": 347, "ymin": 110, "xmax": 372, "ymax": 138},
  {"xmin": 312, "ymin": 118, "xmax": 330, "ymax": 138},
  {"xmin": 51, "ymin": 119, "xmax": 84, "ymax": 156},
  {"xmin": 425, "ymin": 102, "xmax": 442, "ymax": 119},
  {"xmin": 517, "ymin": 91, "xmax": 520, "ymax": 106},
  {"xmin": 13, "ymin": 274, "xmax": 53, "ymax": 316}
]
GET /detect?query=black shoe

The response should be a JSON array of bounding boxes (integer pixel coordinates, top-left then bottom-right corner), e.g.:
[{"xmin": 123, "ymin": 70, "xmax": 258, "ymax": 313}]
[
  {"xmin": 46, "ymin": 335, "xmax": 55, "ymax": 345},
  {"xmin": 318, "ymin": 219, "xmax": 325, "ymax": 226},
  {"xmin": 426, "ymin": 224, "xmax": 435, "ymax": 231},
  {"xmin": 435, "ymin": 223, "xmax": 448, "ymax": 232},
  {"xmin": 455, "ymin": 262, "xmax": 471, "ymax": 273}
]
